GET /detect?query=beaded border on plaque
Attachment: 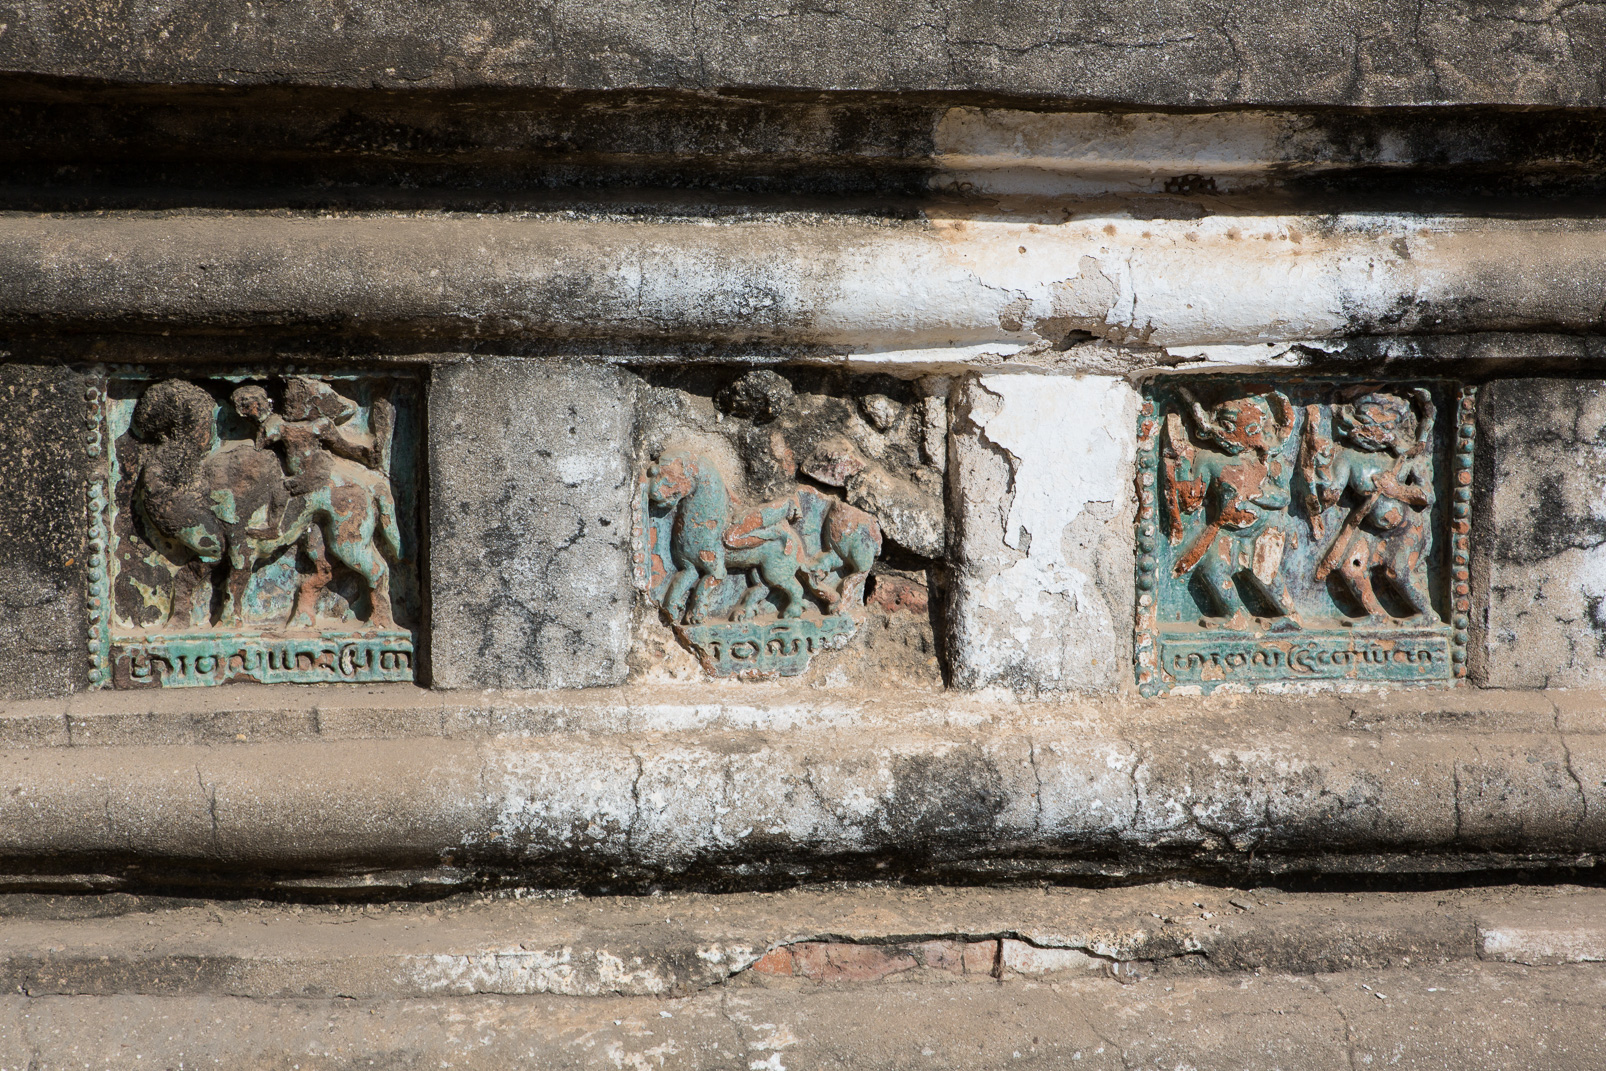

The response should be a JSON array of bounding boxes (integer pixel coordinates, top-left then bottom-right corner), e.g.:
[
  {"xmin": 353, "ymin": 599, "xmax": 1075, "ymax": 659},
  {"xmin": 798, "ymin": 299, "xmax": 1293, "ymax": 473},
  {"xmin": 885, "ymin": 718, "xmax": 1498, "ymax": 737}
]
[
  {"xmin": 1134, "ymin": 379, "xmax": 1476, "ymax": 696},
  {"xmin": 1447, "ymin": 385, "xmax": 1477, "ymax": 681},
  {"xmin": 85, "ymin": 365, "xmax": 113, "ymax": 689},
  {"xmin": 85, "ymin": 364, "xmax": 421, "ymax": 689}
]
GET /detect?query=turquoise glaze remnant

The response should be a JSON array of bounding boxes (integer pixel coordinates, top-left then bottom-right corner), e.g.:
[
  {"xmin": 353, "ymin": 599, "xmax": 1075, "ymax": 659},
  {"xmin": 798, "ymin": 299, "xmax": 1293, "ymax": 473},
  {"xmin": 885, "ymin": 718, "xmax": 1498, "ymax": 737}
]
[
  {"xmin": 1135, "ymin": 378, "xmax": 1475, "ymax": 695},
  {"xmin": 636, "ymin": 450, "xmax": 882, "ymax": 677},
  {"xmin": 88, "ymin": 371, "xmax": 421, "ymax": 688}
]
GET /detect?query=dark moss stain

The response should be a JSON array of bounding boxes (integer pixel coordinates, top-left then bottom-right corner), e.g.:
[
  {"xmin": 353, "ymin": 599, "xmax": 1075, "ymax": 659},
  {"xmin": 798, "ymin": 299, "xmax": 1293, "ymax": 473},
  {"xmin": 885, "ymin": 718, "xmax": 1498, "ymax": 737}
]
[
  {"xmin": 0, "ymin": 80, "xmax": 943, "ymax": 208},
  {"xmin": 1514, "ymin": 471, "xmax": 1606, "ymax": 561},
  {"xmin": 881, "ymin": 751, "xmax": 1008, "ymax": 847}
]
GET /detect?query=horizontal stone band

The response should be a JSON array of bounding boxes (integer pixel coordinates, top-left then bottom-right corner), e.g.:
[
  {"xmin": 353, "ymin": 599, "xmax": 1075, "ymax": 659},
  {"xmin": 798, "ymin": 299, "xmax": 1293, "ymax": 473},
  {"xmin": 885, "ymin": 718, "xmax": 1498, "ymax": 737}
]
[
  {"xmin": 0, "ymin": 214, "xmax": 1602, "ymax": 349},
  {"xmin": 1, "ymin": 689, "xmax": 1601, "ymax": 886}
]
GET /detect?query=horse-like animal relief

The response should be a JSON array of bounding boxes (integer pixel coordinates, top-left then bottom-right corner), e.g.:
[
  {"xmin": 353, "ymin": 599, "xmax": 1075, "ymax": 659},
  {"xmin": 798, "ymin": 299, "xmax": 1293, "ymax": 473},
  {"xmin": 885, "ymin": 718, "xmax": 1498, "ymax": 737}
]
[
  {"xmin": 645, "ymin": 451, "xmax": 882, "ymax": 626},
  {"xmin": 129, "ymin": 378, "xmax": 403, "ymax": 631}
]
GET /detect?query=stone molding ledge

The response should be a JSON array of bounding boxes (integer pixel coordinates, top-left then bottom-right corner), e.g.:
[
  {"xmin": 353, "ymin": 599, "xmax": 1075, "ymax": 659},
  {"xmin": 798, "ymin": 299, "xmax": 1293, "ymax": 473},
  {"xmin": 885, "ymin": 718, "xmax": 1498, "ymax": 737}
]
[
  {"xmin": 0, "ymin": 213, "xmax": 1601, "ymax": 350},
  {"xmin": 2, "ymin": 685, "xmax": 1602, "ymax": 890},
  {"xmin": 2, "ymin": 885, "xmax": 1602, "ymax": 998}
]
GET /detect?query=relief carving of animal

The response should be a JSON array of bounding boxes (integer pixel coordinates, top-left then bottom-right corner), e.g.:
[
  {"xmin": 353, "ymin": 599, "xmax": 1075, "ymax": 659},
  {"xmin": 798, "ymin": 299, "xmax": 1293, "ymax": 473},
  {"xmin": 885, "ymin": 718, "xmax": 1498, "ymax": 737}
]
[
  {"xmin": 129, "ymin": 378, "xmax": 403, "ymax": 630},
  {"xmin": 645, "ymin": 451, "xmax": 882, "ymax": 625}
]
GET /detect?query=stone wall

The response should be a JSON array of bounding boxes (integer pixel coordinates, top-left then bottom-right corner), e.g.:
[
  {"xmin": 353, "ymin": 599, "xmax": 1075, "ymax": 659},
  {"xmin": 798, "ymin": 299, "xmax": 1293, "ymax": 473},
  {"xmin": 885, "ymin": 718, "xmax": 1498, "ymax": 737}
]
[
  {"xmin": 9, "ymin": 8, "xmax": 1606, "ymax": 1067},
  {"xmin": 0, "ymin": 2, "xmax": 1604, "ymax": 895}
]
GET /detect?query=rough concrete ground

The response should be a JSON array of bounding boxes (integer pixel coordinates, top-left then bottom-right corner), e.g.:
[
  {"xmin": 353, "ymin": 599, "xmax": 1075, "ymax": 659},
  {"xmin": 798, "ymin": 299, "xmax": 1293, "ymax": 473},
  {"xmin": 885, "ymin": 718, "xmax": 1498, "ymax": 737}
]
[{"xmin": 1, "ymin": 883, "xmax": 1604, "ymax": 1069}]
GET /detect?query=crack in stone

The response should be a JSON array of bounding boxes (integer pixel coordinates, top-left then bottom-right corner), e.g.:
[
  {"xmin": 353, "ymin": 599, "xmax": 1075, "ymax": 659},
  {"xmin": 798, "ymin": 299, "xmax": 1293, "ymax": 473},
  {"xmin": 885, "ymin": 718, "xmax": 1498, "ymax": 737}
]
[
  {"xmin": 1554, "ymin": 698, "xmax": 1590, "ymax": 830},
  {"xmin": 1073, "ymin": 1002, "xmax": 1133, "ymax": 1071},
  {"xmin": 1026, "ymin": 736, "xmax": 1045, "ymax": 835},
  {"xmin": 1452, "ymin": 762, "xmax": 1464, "ymax": 844},
  {"xmin": 195, "ymin": 766, "xmax": 220, "ymax": 852},
  {"xmin": 1313, "ymin": 973, "xmax": 1362, "ymax": 1071},
  {"xmin": 625, "ymin": 748, "xmax": 645, "ymax": 864}
]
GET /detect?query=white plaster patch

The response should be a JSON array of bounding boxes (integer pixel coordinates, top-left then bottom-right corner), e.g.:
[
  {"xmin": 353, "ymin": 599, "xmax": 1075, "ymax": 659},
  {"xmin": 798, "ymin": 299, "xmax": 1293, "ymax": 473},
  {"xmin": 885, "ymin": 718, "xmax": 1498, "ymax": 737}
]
[
  {"xmin": 402, "ymin": 942, "xmax": 759, "ymax": 997},
  {"xmin": 1480, "ymin": 912, "xmax": 1606, "ymax": 965},
  {"xmin": 975, "ymin": 375, "xmax": 1132, "ymax": 561},
  {"xmin": 999, "ymin": 939, "xmax": 1104, "ymax": 975},
  {"xmin": 950, "ymin": 374, "xmax": 1137, "ymax": 690},
  {"xmin": 931, "ymin": 109, "xmax": 1481, "ymax": 196},
  {"xmin": 809, "ymin": 211, "xmax": 1524, "ymax": 352}
]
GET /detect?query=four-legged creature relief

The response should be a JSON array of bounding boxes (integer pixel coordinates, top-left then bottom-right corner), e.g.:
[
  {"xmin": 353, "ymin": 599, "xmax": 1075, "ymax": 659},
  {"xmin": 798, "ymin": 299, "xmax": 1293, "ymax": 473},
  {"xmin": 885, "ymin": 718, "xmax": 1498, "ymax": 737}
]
[
  {"xmin": 128, "ymin": 377, "xmax": 403, "ymax": 632},
  {"xmin": 645, "ymin": 450, "xmax": 882, "ymax": 626}
]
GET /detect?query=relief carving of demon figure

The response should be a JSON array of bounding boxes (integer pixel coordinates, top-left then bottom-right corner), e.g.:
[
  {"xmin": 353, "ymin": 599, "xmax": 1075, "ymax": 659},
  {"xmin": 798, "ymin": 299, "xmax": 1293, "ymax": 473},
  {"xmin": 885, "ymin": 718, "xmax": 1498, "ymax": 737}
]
[{"xmin": 1137, "ymin": 378, "xmax": 1467, "ymax": 695}]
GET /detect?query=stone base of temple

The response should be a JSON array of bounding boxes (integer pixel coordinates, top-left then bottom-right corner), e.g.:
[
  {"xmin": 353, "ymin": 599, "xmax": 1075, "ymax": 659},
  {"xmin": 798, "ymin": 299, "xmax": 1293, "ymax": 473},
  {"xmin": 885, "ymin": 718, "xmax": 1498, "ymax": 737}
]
[{"xmin": 4, "ymin": 884, "xmax": 1603, "ymax": 1069}]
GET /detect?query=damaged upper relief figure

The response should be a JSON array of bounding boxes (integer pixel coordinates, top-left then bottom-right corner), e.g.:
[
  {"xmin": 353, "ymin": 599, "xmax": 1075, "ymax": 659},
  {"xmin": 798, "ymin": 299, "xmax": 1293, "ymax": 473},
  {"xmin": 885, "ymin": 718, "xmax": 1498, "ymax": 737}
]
[
  {"xmin": 91, "ymin": 373, "xmax": 418, "ymax": 688},
  {"xmin": 1138, "ymin": 377, "xmax": 1464, "ymax": 695},
  {"xmin": 635, "ymin": 368, "xmax": 945, "ymax": 681}
]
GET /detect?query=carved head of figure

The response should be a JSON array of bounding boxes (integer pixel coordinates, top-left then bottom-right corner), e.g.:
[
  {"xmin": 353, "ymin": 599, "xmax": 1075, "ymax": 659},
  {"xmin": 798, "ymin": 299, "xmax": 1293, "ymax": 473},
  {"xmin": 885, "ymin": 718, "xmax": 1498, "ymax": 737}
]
[
  {"xmin": 1334, "ymin": 393, "xmax": 1416, "ymax": 454},
  {"xmin": 646, "ymin": 453, "xmax": 698, "ymax": 509},
  {"xmin": 1198, "ymin": 396, "xmax": 1275, "ymax": 457},
  {"xmin": 282, "ymin": 377, "xmax": 359, "ymax": 424},
  {"xmin": 230, "ymin": 385, "xmax": 272, "ymax": 424},
  {"xmin": 131, "ymin": 379, "xmax": 219, "ymax": 477}
]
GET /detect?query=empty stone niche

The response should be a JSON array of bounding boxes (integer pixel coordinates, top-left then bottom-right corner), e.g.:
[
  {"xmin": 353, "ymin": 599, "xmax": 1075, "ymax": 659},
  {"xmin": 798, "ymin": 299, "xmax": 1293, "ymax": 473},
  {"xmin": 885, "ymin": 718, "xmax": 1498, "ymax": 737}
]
[
  {"xmin": 88, "ymin": 368, "xmax": 424, "ymax": 688},
  {"xmin": 1136, "ymin": 376, "xmax": 1476, "ymax": 695},
  {"xmin": 634, "ymin": 367, "xmax": 947, "ymax": 685}
]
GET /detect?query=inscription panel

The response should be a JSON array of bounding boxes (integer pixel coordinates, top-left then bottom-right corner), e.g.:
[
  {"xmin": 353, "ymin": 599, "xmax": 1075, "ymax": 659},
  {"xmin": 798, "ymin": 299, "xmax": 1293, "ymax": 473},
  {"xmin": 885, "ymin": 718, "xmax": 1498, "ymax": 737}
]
[
  {"xmin": 88, "ymin": 369, "xmax": 422, "ymax": 689},
  {"xmin": 1135, "ymin": 377, "xmax": 1474, "ymax": 695},
  {"xmin": 633, "ymin": 369, "xmax": 947, "ymax": 681},
  {"xmin": 1159, "ymin": 631, "xmax": 1450, "ymax": 686}
]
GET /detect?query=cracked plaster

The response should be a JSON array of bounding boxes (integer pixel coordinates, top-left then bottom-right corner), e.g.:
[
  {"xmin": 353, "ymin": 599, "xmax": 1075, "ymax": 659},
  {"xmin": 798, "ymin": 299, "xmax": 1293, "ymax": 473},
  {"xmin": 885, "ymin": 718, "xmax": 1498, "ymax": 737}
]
[{"xmin": 948, "ymin": 373, "xmax": 1136, "ymax": 693}]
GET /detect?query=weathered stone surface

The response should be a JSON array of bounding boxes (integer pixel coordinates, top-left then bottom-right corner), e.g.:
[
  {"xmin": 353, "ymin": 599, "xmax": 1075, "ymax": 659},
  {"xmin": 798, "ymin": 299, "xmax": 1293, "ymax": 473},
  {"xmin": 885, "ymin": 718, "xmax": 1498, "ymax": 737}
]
[
  {"xmin": 428, "ymin": 358, "xmax": 635, "ymax": 690},
  {"xmin": 3, "ymin": 1, "xmax": 1606, "ymax": 107},
  {"xmin": 949, "ymin": 374, "xmax": 1135, "ymax": 692},
  {"xmin": 1472, "ymin": 379, "xmax": 1606, "ymax": 688},
  {"xmin": 10, "ymin": 92, "xmax": 1606, "ymax": 209},
  {"xmin": 0, "ymin": 883, "xmax": 1591, "ymax": 995},
  {"xmin": 1480, "ymin": 905, "xmax": 1606, "ymax": 966},
  {"xmin": 6, "ymin": 961, "xmax": 1606, "ymax": 1070},
  {"xmin": 5, "ymin": 695, "xmax": 1598, "ymax": 886},
  {"xmin": 2, "ymin": 215, "xmax": 1606, "ymax": 353},
  {"xmin": 0, "ymin": 362, "xmax": 88, "ymax": 699}
]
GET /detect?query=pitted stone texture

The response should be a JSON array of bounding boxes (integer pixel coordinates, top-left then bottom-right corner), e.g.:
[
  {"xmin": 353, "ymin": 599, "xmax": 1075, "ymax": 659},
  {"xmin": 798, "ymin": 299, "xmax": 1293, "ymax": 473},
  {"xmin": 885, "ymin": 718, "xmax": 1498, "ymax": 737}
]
[
  {"xmin": 0, "ymin": 363, "xmax": 89, "ymax": 699},
  {"xmin": 7, "ymin": 1, "xmax": 1606, "ymax": 108},
  {"xmin": 1473, "ymin": 379, "xmax": 1606, "ymax": 688},
  {"xmin": 428, "ymin": 358, "xmax": 635, "ymax": 690},
  {"xmin": 948, "ymin": 374, "xmax": 1136, "ymax": 692}
]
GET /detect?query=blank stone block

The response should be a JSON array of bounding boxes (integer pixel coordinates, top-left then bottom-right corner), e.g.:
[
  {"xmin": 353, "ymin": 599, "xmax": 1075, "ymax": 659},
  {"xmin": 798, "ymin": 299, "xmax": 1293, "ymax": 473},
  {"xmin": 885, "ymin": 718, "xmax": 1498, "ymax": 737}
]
[
  {"xmin": 1474, "ymin": 378, "xmax": 1606, "ymax": 688},
  {"xmin": 428, "ymin": 358, "xmax": 636, "ymax": 690},
  {"xmin": 0, "ymin": 363, "xmax": 90, "ymax": 699}
]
